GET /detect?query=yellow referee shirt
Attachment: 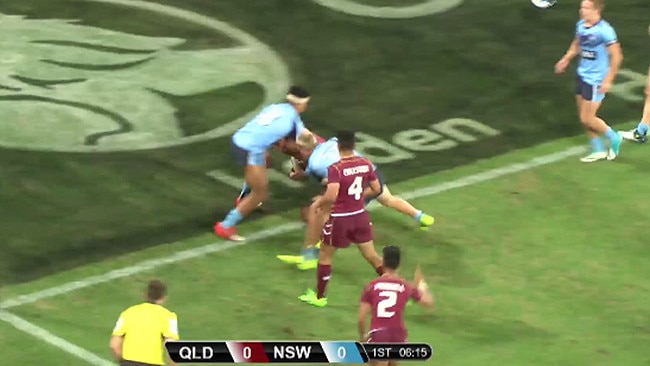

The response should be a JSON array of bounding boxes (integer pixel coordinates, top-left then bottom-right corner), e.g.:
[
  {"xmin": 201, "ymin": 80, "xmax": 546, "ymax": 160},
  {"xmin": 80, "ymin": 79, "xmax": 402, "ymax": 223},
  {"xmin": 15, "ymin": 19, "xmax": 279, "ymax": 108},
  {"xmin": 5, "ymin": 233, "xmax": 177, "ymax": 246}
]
[{"xmin": 112, "ymin": 302, "xmax": 179, "ymax": 365}]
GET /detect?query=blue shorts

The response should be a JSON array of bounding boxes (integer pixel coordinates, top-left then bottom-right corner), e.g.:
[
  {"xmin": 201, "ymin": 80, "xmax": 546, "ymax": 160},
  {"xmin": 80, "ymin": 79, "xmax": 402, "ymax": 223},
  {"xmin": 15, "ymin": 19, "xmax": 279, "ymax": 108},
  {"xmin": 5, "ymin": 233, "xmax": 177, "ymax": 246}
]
[
  {"xmin": 364, "ymin": 168, "xmax": 385, "ymax": 206},
  {"xmin": 231, "ymin": 138, "xmax": 266, "ymax": 166},
  {"xmin": 576, "ymin": 76, "xmax": 606, "ymax": 103}
]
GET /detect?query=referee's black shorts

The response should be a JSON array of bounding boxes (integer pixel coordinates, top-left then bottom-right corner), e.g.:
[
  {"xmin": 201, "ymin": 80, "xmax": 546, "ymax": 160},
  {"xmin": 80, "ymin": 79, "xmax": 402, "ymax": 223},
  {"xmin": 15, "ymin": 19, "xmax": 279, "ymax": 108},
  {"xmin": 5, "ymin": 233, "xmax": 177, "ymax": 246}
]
[{"xmin": 120, "ymin": 361, "xmax": 161, "ymax": 366}]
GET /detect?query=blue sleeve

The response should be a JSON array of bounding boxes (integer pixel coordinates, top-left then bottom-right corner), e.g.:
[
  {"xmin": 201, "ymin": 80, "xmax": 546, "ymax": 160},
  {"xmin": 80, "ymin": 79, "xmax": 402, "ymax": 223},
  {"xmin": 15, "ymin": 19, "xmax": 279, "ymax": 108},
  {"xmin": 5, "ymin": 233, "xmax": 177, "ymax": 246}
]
[
  {"xmin": 304, "ymin": 158, "xmax": 314, "ymax": 176},
  {"xmin": 575, "ymin": 21, "xmax": 581, "ymax": 38},
  {"xmin": 602, "ymin": 24, "xmax": 618, "ymax": 45},
  {"xmin": 294, "ymin": 116, "xmax": 305, "ymax": 138}
]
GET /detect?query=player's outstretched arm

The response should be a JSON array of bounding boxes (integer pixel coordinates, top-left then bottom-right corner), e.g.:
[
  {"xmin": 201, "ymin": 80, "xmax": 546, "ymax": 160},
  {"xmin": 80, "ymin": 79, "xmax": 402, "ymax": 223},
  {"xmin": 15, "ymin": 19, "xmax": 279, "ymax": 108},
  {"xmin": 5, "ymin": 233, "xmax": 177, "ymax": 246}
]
[
  {"xmin": 416, "ymin": 281, "xmax": 435, "ymax": 309},
  {"xmin": 412, "ymin": 266, "xmax": 434, "ymax": 308}
]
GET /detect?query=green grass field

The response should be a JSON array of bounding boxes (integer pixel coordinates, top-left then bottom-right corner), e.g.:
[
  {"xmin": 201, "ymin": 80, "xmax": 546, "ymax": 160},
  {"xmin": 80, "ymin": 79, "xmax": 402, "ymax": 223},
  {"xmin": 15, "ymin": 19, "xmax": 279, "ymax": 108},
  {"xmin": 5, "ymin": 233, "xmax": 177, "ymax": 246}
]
[
  {"xmin": 1, "ymin": 0, "xmax": 650, "ymax": 365},
  {"xmin": 5, "ymin": 131, "xmax": 650, "ymax": 365}
]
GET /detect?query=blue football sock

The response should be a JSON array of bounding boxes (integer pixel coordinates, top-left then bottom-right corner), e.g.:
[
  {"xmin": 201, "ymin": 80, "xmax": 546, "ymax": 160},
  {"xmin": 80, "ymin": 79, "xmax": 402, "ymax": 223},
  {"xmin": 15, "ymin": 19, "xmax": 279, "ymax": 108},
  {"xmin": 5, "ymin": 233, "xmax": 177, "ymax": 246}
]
[
  {"xmin": 300, "ymin": 247, "xmax": 318, "ymax": 260},
  {"xmin": 238, "ymin": 183, "xmax": 251, "ymax": 199},
  {"xmin": 590, "ymin": 137, "xmax": 605, "ymax": 152},
  {"xmin": 604, "ymin": 127, "xmax": 619, "ymax": 143},
  {"xmin": 413, "ymin": 210, "xmax": 423, "ymax": 222},
  {"xmin": 637, "ymin": 122, "xmax": 648, "ymax": 135},
  {"xmin": 221, "ymin": 209, "xmax": 243, "ymax": 229}
]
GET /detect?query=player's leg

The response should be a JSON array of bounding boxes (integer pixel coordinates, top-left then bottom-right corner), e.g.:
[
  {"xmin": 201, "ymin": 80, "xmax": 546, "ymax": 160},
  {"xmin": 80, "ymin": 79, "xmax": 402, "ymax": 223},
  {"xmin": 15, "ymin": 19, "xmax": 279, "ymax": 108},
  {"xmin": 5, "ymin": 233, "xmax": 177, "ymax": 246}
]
[
  {"xmin": 580, "ymin": 82, "xmax": 622, "ymax": 162},
  {"xmin": 375, "ymin": 185, "xmax": 434, "ymax": 229},
  {"xmin": 357, "ymin": 241, "xmax": 384, "ymax": 276},
  {"xmin": 299, "ymin": 239, "xmax": 336, "ymax": 307},
  {"xmin": 235, "ymin": 151, "xmax": 269, "ymax": 207},
  {"xmin": 277, "ymin": 197, "xmax": 327, "ymax": 268},
  {"xmin": 214, "ymin": 148, "xmax": 268, "ymax": 241},
  {"xmin": 620, "ymin": 91, "xmax": 650, "ymax": 143},
  {"xmin": 353, "ymin": 212, "xmax": 384, "ymax": 275},
  {"xmin": 296, "ymin": 204, "xmax": 330, "ymax": 270},
  {"xmin": 578, "ymin": 86, "xmax": 621, "ymax": 160},
  {"xmin": 576, "ymin": 80, "xmax": 608, "ymax": 162}
]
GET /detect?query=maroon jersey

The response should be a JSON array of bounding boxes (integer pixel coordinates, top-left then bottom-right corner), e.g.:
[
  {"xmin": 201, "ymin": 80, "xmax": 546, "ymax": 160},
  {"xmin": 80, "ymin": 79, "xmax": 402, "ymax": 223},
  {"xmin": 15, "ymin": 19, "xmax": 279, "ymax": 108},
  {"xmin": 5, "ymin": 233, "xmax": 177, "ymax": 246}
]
[
  {"xmin": 327, "ymin": 156, "xmax": 377, "ymax": 216},
  {"xmin": 360, "ymin": 277, "xmax": 421, "ymax": 341}
]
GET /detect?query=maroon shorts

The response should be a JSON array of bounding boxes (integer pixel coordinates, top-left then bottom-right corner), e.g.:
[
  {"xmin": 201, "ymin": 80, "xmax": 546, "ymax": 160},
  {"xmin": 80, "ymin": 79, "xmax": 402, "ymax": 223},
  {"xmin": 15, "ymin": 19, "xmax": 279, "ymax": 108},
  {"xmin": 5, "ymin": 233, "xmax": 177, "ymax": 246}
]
[
  {"xmin": 321, "ymin": 211, "xmax": 373, "ymax": 248},
  {"xmin": 367, "ymin": 327, "xmax": 407, "ymax": 343}
]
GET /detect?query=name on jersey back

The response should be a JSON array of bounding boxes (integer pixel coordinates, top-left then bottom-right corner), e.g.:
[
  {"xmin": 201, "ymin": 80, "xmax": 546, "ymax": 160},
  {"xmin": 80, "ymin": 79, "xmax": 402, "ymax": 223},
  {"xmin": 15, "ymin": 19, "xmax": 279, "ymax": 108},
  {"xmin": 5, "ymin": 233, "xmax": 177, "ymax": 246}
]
[
  {"xmin": 343, "ymin": 165, "xmax": 370, "ymax": 176},
  {"xmin": 374, "ymin": 282, "xmax": 406, "ymax": 292}
]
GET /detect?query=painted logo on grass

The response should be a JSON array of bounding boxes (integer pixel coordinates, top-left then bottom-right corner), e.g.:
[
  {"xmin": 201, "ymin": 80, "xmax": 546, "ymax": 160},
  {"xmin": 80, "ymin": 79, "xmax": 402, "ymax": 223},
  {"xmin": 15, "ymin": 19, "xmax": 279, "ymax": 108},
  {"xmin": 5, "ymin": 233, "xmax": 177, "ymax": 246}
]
[
  {"xmin": 0, "ymin": 0, "xmax": 289, "ymax": 152},
  {"xmin": 312, "ymin": 0, "xmax": 464, "ymax": 18}
]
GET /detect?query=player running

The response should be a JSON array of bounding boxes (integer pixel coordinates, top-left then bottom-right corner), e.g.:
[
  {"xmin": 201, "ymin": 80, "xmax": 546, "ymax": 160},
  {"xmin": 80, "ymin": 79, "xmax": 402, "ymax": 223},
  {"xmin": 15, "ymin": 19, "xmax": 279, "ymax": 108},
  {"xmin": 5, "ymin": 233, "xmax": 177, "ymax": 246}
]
[
  {"xmin": 554, "ymin": 0, "xmax": 623, "ymax": 162},
  {"xmin": 214, "ymin": 86, "xmax": 314, "ymax": 241},
  {"xmin": 619, "ymin": 26, "xmax": 650, "ymax": 143},
  {"xmin": 298, "ymin": 131, "xmax": 384, "ymax": 307},
  {"xmin": 358, "ymin": 246, "xmax": 433, "ymax": 358},
  {"xmin": 277, "ymin": 135, "xmax": 434, "ymax": 269}
]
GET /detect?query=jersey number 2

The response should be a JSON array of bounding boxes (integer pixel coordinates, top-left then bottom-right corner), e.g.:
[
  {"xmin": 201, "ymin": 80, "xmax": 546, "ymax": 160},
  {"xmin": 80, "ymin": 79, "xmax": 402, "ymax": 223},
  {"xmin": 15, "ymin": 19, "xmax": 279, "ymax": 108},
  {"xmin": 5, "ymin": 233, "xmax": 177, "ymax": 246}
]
[
  {"xmin": 348, "ymin": 176, "xmax": 363, "ymax": 200},
  {"xmin": 377, "ymin": 290, "xmax": 398, "ymax": 318}
]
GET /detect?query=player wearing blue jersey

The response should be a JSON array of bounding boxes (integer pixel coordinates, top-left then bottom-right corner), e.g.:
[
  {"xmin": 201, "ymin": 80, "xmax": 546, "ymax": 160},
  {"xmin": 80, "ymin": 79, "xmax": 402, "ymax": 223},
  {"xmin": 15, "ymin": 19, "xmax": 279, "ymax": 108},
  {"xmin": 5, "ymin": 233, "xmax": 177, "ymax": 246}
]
[
  {"xmin": 214, "ymin": 86, "xmax": 314, "ymax": 241},
  {"xmin": 276, "ymin": 136, "xmax": 434, "ymax": 269},
  {"xmin": 554, "ymin": 0, "xmax": 623, "ymax": 162},
  {"xmin": 619, "ymin": 26, "xmax": 650, "ymax": 143}
]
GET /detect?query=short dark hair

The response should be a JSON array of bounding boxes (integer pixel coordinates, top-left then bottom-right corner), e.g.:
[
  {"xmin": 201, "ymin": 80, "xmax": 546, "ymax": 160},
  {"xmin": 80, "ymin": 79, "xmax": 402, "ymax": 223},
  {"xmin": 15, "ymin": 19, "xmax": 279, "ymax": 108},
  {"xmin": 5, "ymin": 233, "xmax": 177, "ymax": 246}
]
[
  {"xmin": 288, "ymin": 85, "xmax": 310, "ymax": 98},
  {"xmin": 382, "ymin": 246, "xmax": 401, "ymax": 270},
  {"xmin": 146, "ymin": 280, "xmax": 167, "ymax": 302},
  {"xmin": 336, "ymin": 130, "xmax": 355, "ymax": 151}
]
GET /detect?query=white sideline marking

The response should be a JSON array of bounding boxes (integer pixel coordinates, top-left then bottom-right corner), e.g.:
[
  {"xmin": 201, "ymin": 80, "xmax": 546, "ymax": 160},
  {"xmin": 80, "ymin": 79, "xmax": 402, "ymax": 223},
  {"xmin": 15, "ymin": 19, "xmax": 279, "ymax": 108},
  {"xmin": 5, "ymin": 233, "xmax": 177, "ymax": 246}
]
[
  {"xmin": 0, "ymin": 146, "xmax": 586, "ymax": 310},
  {"xmin": 0, "ymin": 309, "xmax": 114, "ymax": 365}
]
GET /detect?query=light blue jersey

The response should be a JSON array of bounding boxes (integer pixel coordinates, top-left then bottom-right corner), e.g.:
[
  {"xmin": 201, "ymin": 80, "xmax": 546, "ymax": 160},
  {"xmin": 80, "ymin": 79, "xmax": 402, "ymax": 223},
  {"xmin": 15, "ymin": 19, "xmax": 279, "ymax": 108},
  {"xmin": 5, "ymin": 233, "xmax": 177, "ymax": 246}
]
[
  {"xmin": 305, "ymin": 138, "xmax": 373, "ymax": 180},
  {"xmin": 232, "ymin": 103, "xmax": 305, "ymax": 154},
  {"xmin": 576, "ymin": 19, "xmax": 618, "ymax": 86}
]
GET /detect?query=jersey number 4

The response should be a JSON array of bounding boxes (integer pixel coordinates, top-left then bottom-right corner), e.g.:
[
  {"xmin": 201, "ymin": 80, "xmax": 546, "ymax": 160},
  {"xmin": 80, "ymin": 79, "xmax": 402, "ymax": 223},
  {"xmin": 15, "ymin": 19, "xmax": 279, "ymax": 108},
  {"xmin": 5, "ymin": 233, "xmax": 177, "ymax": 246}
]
[
  {"xmin": 377, "ymin": 290, "xmax": 398, "ymax": 318},
  {"xmin": 348, "ymin": 176, "xmax": 364, "ymax": 200}
]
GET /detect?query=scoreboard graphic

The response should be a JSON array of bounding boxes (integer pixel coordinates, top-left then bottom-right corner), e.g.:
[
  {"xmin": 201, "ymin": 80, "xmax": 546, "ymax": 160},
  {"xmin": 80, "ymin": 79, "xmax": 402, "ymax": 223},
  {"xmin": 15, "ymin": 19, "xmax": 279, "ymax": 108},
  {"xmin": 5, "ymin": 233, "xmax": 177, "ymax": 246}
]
[{"xmin": 165, "ymin": 341, "xmax": 432, "ymax": 363}]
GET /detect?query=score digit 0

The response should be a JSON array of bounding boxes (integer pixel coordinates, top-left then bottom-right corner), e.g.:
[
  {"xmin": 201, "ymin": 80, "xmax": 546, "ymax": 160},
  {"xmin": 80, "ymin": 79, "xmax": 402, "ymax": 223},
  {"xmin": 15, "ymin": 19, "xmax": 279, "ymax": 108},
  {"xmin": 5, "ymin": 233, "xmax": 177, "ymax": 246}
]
[
  {"xmin": 243, "ymin": 346, "xmax": 251, "ymax": 360},
  {"xmin": 337, "ymin": 346, "xmax": 346, "ymax": 359}
]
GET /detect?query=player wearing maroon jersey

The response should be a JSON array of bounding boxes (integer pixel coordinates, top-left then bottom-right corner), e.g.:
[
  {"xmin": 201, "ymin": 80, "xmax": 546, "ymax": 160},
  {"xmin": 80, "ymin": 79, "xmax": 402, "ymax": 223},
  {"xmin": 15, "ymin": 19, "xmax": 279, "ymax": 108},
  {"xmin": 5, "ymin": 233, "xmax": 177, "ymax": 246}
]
[
  {"xmin": 299, "ymin": 131, "xmax": 384, "ymax": 307},
  {"xmin": 358, "ymin": 246, "xmax": 433, "ymax": 366}
]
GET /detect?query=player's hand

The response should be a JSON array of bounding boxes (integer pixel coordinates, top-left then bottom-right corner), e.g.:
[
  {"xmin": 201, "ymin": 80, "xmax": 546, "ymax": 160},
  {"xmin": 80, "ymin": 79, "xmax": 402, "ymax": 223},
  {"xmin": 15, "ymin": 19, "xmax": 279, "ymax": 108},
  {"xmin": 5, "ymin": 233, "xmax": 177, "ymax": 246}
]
[
  {"xmin": 598, "ymin": 81, "xmax": 611, "ymax": 94},
  {"xmin": 413, "ymin": 265, "xmax": 423, "ymax": 286},
  {"xmin": 554, "ymin": 58, "xmax": 569, "ymax": 74}
]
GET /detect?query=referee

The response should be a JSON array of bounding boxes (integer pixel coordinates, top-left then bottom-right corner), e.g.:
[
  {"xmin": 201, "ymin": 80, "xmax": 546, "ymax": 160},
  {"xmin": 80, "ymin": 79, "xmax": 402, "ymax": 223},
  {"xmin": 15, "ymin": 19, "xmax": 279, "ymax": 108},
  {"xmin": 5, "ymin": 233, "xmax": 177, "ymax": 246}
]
[{"xmin": 109, "ymin": 280, "xmax": 179, "ymax": 366}]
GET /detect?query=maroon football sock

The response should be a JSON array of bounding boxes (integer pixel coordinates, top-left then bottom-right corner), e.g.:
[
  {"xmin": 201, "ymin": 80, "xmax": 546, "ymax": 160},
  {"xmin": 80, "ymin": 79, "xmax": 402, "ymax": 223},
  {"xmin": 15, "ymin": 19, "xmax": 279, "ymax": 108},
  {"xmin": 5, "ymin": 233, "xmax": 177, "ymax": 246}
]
[
  {"xmin": 375, "ymin": 265, "xmax": 384, "ymax": 276},
  {"xmin": 316, "ymin": 264, "xmax": 332, "ymax": 299}
]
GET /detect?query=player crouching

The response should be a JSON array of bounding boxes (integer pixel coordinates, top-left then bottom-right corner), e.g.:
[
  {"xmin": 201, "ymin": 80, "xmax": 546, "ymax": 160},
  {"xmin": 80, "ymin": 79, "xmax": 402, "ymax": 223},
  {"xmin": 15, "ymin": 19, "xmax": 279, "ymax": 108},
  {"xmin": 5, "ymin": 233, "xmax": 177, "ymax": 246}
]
[{"xmin": 299, "ymin": 131, "xmax": 384, "ymax": 307}]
